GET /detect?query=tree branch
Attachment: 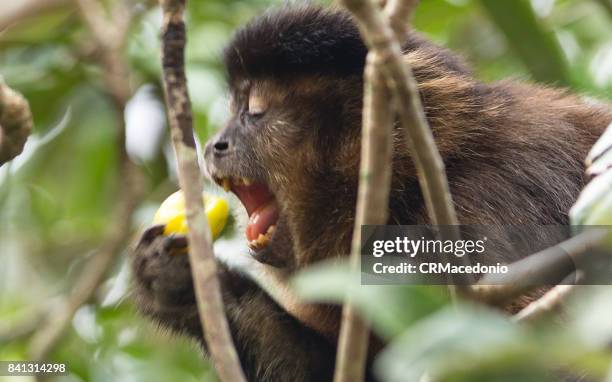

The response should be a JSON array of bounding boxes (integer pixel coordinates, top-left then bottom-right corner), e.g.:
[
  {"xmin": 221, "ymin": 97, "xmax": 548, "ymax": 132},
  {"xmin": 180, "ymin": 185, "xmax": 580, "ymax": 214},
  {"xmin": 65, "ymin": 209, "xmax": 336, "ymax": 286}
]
[
  {"xmin": 470, "ymin": 229, "xmax": 606, "ymax": 305},
  {"xmin": 334, "ymin": 1, "xmax": 424, "ymax": 381},
  {"xmin": 383, "ymin": 0, "xmax": 419, "ymax": 37},
  {"xmin": 384, "ymin": 0, "xmax": 471, "ymax": 287},
  {"xmin": 75, "ymin": 0, "xmax": 132, "ymax": 108},
  {"xmin": 512, "ymin": 277, "xmax": 578, "ymax": 322},
  {"xmin": 0, "ymin": 80, "xmax": 33, "ymax": 166},
  {"xmin": 27, "ymin": 0, "xmax": 144, "ymax": 361},
  {"xmin": 343, "ymin": 0, "xmax": 459, "ymax": 230},
  {"xmin": 340, "ymin": 0, "xmax": 469, "ymax": 300},
  {"xmin": 334, "ymin": 51, "xmax": 394, "ymax": 382},
  {"xmin": 158, "ymin": 1, "xmax": 245, "ymax": 381}
]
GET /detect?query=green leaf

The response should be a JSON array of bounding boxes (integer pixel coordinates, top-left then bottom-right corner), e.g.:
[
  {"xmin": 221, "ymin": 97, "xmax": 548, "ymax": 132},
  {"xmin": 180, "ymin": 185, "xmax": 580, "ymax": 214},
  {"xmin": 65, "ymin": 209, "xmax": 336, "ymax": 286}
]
[
  {"xmin": 374, "ymin": 305, "xmax": 535, "ymax": 382},
  {"xmin": 291, "ymin": 261, "xmax": 448, "ymax": 338},
  {"xmin": 569, "ymin": 287, "xmax": 612, "ymax": 349}
]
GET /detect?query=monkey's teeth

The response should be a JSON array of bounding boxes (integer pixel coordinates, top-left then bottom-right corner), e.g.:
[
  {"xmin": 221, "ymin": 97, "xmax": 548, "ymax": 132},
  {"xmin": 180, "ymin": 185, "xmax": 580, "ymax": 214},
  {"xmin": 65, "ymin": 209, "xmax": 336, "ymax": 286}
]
[
  {"xmin": 216, "ymin": 176, "xmax": 254, "ymax": 189},
  {"xmin": 247, "ymin": 224, "xmax": 276, "ymax": 250},
  {"xmin": 248, "ymin": 234, "xmax": 269, "ymax": 250},
  {"xmin": 222, "ymin": 178, "xmax": 231, "ymax": 192},
  {"xmin": 234, "ymin": 177, "xmax": 254, "ymax": 186}
]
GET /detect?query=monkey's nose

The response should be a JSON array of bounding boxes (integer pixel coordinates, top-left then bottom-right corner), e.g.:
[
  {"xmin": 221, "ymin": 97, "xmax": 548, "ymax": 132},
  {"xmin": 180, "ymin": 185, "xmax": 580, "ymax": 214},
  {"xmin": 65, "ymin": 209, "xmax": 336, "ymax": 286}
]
[
  {"xmin": 205, "ymin": 125, "xmax": 236, "ymax": 160},
  {"xmin": 213, "ymin": 141, "xmax": 229, "ymax": 153},
  {"xmin": 205, "ymin": 138, "xmax": 230, "ymax": 158}
]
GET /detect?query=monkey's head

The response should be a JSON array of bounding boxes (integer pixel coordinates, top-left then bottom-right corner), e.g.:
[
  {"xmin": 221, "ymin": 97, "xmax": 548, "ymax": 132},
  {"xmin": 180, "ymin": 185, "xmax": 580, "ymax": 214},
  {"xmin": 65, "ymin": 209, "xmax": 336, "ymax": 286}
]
[{"xmin": 204, "ymin": 6, "xmax": 368, "ymax": 270}]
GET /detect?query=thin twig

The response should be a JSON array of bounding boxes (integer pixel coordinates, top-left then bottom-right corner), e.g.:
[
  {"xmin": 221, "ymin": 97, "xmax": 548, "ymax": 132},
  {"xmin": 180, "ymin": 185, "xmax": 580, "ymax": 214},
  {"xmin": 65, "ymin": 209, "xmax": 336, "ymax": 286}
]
[
  {"xmin": 513, "ymin": 282, "xmax": 576, "ymax": 322},
  {"xmin": 380, "ymin": 0, "xmax": 467, "ymax": 297},
  {"xmin": 340, "ymin": 0, "xmax": 468, "ymax": 298},
  {"xmin": 75, "ymin": 0, "xmax": 131, "ymax": 52},
  {"xmin": 28, "ymin": 0, "xmax": 143, "ymax": 361},
  {"xmin": 470, "ymin": 229, "xmax": 606, "ymax": 306},
  {"xmin": 335, "ymin": 8, "xmax": 421, "ymax": 380},
  {"xmin": 158, "ymin": 1, "xmax": 246, "ymax": 381},
  {"xmin": 342, "ymin": 0, "xmax": 459, "ymax": 230},
  {"xmin": 75, "ymin": 0, "xmax": 132, "ymax": 107},
  {"xmin": 335, "ymin": 1, "xmax": 451, "ymax": 380},
  {"xmin": 513, "ymin": 272, "xmax": 582, "ymax": 323},
  {"xmin": 383, "ymin": 0, "xmax": 419, "ymax": 37},
  {"xmin": 334, "ymin": 51, "xmax": 394, "ymax": 382},
  {"xmin": 0, "ymin": 80, "xmax": 33, "ymax": 166}
]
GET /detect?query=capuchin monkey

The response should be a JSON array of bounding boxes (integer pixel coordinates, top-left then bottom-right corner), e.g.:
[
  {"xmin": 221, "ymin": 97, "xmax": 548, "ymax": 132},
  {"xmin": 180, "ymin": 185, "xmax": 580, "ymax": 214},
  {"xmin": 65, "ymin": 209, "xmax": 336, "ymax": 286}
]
[{"xmin": 132, "ymin": 5, "xmax": 612, "ymax": 382}]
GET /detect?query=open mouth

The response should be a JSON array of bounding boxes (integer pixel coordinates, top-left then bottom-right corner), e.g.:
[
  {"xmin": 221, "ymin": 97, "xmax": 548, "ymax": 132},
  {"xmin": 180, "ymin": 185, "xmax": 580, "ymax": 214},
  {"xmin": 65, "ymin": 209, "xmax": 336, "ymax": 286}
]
[{"xmin": 213, "ymin": 176, "xmax": 279, "ymax": 251}]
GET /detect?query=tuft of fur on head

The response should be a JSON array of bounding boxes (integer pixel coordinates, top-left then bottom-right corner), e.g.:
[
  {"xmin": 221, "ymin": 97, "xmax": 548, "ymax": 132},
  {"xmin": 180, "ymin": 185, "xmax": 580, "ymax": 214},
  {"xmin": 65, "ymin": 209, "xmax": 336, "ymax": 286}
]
[
  {"xmin": 223, "ymin": 5, "xmax": 471, "ymax": 85},
  {"xmin": 223, "ymin": 5, "xmax": 367, "ymax": 82}
]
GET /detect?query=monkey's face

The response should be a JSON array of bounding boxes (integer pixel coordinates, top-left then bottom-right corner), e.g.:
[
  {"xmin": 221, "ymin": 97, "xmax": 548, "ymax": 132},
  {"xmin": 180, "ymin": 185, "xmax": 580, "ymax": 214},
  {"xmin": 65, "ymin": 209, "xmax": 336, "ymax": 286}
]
[{"xmin": 204, "ymin": 76, "xmax": 362, "ymax": 269}]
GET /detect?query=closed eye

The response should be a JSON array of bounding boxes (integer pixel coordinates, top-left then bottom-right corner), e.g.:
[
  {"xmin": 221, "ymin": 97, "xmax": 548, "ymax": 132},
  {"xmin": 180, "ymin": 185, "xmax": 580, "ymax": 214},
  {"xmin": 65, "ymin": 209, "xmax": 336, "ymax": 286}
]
[
  {"xmin": 247, "ymin": 110, "xmax": 265, "ymax": 118},
  {"xmin": 248, "ymin": 93, "xmax": 268, "ymax": 117}
]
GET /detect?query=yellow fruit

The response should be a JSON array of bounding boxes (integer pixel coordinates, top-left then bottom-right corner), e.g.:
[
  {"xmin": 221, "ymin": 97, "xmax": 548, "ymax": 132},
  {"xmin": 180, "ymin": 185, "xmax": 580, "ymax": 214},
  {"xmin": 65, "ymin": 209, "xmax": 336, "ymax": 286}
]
[{"xmin": 152, "ymin": 191, "xmax": 229, "ymax": 239}]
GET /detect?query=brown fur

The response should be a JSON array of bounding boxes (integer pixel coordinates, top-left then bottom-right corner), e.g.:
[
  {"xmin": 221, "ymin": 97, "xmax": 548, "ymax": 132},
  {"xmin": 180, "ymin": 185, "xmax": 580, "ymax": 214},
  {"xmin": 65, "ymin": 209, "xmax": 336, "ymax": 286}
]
[{"xmin": 132, "ymin": 5, "xmax": 612, "ymax": 381}]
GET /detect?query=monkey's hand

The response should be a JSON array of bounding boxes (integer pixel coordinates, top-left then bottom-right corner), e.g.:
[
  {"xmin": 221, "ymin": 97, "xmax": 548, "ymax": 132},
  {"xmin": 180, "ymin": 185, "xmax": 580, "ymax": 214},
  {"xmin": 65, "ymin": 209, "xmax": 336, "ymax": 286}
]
[
  {"xmin": 131, "ymin": 225, "xmax": 338, "ymax": 382},
  {"xmin": 131, "ymin": 225, "xmax": 207, "ymax": 338},
  {"xmin": 132, "ymin": 224, "xmax": 195, "ymax": 303}
]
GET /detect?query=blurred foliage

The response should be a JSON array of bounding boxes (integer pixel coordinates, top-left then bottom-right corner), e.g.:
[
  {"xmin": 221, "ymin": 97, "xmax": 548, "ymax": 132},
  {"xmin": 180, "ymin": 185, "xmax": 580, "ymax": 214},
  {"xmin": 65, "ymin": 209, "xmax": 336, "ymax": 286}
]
[
  {"xmin": 0, "ymin": 0, "xmax": 611, "ymax": 381},
  {"xmin": 479, "ymin": 0, "xmax": 571, "ymax": 85},
  {"xmin": 294, "ymin": 266, "xmax": 612, "ymax": 381}
]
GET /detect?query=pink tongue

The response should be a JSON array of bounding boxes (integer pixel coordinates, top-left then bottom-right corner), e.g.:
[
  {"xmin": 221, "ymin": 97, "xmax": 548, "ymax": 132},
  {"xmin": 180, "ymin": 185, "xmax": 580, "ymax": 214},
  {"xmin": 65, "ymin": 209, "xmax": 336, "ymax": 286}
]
[{"xmin": 246, "ymin": 202, "xmax": 279, "ymax": 241}]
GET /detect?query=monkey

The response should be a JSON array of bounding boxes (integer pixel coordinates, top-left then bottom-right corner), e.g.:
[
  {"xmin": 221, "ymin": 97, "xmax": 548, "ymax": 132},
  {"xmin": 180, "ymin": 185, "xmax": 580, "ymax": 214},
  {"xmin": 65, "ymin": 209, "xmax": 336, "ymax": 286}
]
[{"xmin": 131, "ymin": 5, "xmax": 612, "ymax": 382}]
